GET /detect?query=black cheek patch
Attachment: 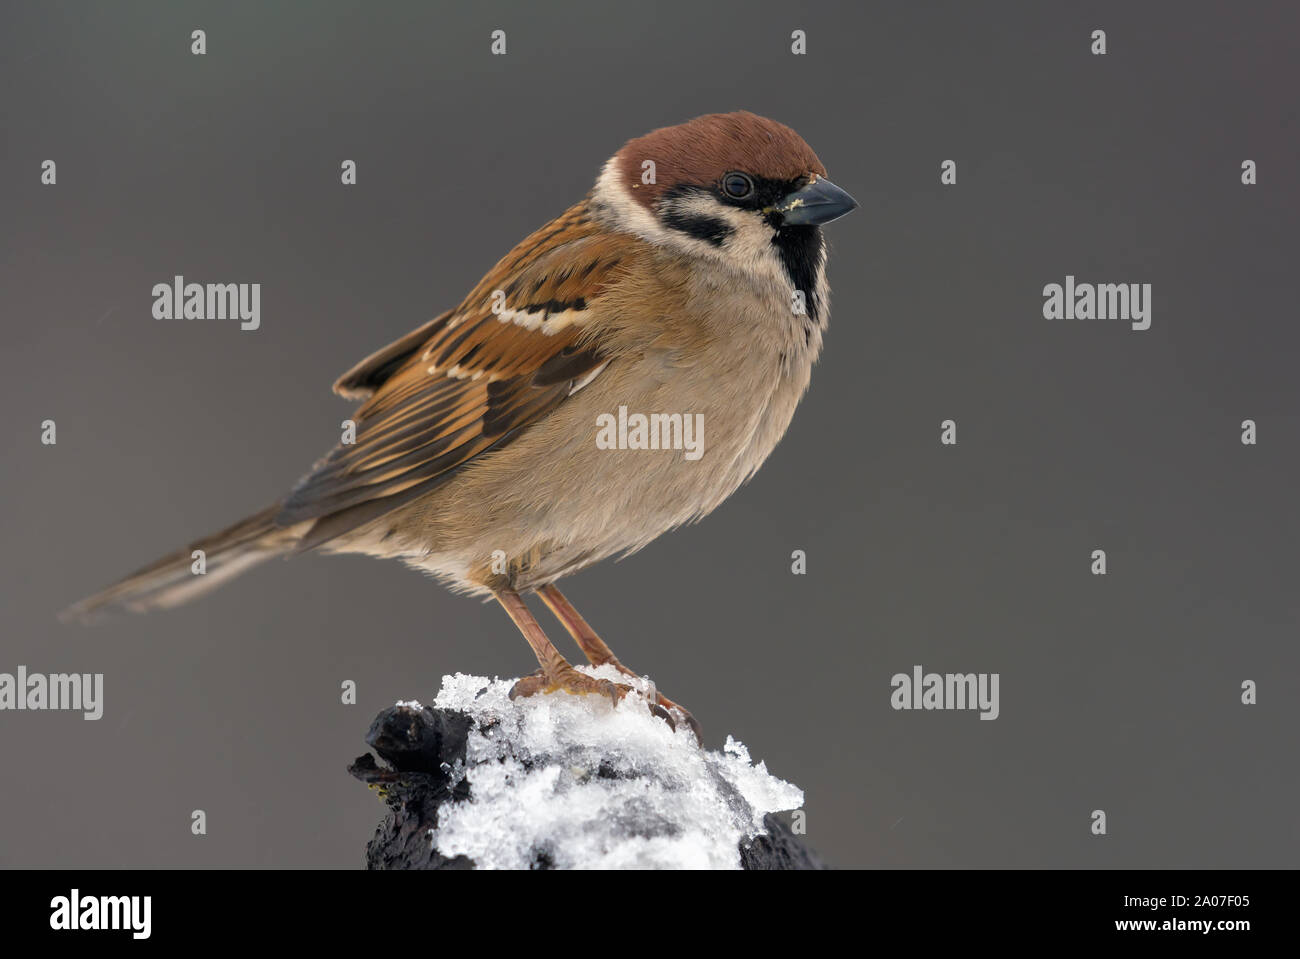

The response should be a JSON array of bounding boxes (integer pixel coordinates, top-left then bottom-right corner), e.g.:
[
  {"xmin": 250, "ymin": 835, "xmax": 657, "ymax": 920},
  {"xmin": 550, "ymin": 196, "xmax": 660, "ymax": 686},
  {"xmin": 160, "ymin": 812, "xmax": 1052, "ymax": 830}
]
[{"xmin": 659, "ymin": 209, "xmax": 734, "ymax": 247}]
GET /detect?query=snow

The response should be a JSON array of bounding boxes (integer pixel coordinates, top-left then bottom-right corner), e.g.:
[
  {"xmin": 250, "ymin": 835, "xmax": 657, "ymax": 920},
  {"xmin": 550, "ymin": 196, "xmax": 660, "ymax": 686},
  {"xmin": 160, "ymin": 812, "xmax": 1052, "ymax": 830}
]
[{"xmin": 424, "ymin": 667, "xmax": 804, "ymax": 869}]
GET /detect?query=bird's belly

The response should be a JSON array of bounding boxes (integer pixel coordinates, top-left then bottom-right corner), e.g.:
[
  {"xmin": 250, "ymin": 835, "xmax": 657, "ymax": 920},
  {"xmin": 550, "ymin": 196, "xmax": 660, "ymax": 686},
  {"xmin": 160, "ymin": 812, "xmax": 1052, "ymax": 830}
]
[{"xmin": 346, "ymin": 341, "xmax": 809, "ymax": 593}]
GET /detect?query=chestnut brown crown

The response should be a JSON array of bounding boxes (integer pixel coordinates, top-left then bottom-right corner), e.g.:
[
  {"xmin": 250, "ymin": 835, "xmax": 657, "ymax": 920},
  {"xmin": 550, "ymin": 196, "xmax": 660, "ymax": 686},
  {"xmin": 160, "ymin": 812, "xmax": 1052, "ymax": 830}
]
[{"xmin": 615, "ymin": 111, "xmax": 827, "ymax": 210}]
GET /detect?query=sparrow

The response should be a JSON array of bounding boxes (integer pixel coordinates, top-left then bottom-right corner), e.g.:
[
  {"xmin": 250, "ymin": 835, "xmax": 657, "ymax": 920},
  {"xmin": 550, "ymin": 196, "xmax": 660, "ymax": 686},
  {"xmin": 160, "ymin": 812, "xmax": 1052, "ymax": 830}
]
[{"xmin": 63, "ymin": 111, "xmax": 857, "ymax": 738}]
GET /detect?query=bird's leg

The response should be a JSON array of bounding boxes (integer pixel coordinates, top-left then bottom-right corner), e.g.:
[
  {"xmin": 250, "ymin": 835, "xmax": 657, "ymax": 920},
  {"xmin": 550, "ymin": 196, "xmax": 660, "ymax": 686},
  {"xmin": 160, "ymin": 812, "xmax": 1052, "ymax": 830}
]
[
  {"xmin": 536, "ymin": 584, "xmax": 702, "ymax": 742},
  {"xmin": 493, "ymin": 588, "xmax": 631, "ymax": 705},
  {"xmin": 536, "ymin": 583, "xmax": 623, "ymax": 669}
]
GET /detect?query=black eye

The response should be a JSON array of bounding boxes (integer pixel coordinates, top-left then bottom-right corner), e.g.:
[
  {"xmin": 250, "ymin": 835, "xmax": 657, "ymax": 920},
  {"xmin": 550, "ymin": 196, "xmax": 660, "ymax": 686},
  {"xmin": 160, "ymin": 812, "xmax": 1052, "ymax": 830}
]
[{"xmin": 722, "ymin": 172, "xmax": 753, "ymax": 199}]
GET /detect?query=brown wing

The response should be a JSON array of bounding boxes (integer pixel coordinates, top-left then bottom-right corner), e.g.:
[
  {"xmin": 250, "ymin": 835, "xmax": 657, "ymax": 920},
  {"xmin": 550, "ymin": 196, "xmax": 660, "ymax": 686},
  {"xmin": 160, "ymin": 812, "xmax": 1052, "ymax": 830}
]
[{"xmin": 276, "ymin": 205, "xmax": 626, "ymax": 548}]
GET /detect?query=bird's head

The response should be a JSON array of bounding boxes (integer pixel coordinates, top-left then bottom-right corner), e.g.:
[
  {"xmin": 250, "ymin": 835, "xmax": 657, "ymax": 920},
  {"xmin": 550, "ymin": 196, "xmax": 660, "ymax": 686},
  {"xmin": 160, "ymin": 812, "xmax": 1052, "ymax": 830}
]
[{"xmin": 592, "ymin": 111, "xmax": 856, "ymax": 314}]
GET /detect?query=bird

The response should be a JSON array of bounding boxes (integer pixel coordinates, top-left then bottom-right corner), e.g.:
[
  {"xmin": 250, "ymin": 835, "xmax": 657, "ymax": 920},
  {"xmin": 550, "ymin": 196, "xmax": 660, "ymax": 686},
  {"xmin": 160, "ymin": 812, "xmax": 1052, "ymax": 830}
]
[{"xmin": 62, "ymin": 111, "xmax": 857, "ymax": 738}]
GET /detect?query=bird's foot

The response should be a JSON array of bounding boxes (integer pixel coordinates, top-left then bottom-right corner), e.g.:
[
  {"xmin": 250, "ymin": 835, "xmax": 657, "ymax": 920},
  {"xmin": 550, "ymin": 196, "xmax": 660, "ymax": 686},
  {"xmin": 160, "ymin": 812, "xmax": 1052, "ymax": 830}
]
[
  {"xmin": 508, "ymin": 665, "xmax": 631, "ymax": 706},
  {"xmin": 599, "ymin": 660, "xmax": 703, "ymax": 744},
  {"xmin": 509, "ymin": 664, "xmax": 701, "ymax": 743},
  {"xmin": 650, "ymin": 692, "xmax": 703, "ymax": 744}
]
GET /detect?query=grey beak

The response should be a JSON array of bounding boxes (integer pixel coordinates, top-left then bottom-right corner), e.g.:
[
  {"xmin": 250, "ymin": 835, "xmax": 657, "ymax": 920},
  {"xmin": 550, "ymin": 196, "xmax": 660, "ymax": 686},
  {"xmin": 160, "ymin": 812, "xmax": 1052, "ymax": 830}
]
[{"xmin": 773, "ymin": 176, "xmax": 858, "ymax": 226}]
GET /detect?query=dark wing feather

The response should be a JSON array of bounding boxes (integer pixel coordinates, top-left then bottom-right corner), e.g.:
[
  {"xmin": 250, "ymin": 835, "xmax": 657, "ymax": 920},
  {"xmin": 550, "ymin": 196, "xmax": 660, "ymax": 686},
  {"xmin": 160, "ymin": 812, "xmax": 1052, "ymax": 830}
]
[
  {"xmin": 332, "ymin": 311, "xmax": 453, "ymax": 400},
  {"xmin": 277, "ymin": 207, "xmax": 623, "ymax": 546}
]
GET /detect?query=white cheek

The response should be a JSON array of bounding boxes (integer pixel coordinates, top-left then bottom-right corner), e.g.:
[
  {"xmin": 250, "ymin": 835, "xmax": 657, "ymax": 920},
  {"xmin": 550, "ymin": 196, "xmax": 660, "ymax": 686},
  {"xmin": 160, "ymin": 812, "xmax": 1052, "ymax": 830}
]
[
  {"xmin": 654, "ymin": 193, "xmax": 790, "ymax": 289},
  {"xmin": 591, "ymin": 158, "xmax": 676, "ymax": 246},
  {"xmin": 721, "ymin": 216, "xmax": 788, "ymax": 288}
]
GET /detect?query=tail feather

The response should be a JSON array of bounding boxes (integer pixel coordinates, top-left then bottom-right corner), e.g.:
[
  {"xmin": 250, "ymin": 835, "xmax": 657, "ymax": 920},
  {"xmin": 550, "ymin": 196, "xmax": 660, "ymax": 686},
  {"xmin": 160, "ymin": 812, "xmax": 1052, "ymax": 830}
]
[{"xmin": 60, "ymin": 504, "xmax": 293, "ymax": 623}]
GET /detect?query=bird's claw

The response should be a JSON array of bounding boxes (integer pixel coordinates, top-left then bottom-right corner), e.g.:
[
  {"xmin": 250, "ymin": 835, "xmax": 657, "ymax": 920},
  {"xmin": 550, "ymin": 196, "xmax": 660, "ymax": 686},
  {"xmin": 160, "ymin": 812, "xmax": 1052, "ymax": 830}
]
[{"xmin": 509, "ymin": 668, "xmax": 701, "ymax": 743}]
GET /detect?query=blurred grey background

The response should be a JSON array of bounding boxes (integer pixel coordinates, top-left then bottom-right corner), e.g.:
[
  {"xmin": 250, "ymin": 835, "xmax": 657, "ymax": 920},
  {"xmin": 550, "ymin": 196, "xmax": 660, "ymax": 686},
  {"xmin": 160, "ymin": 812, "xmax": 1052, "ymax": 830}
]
[{"xmin": 2, "ymin": 0, "xmax": 1297, "ymax": 867}]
